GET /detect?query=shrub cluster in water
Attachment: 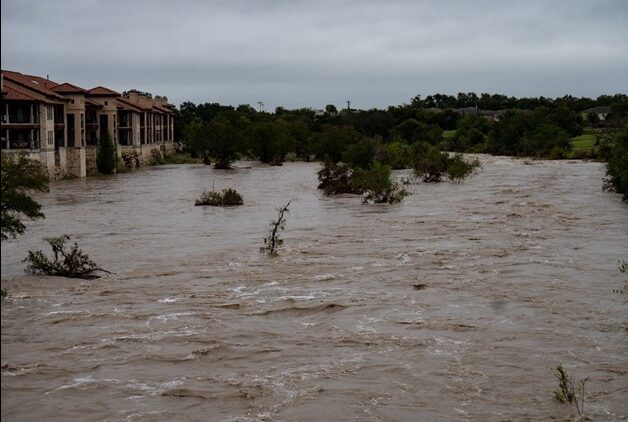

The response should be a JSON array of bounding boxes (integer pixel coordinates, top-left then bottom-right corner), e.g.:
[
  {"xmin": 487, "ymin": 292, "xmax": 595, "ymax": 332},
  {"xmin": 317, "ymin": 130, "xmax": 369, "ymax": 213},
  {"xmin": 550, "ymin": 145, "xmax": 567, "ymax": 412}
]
[
  {"xmin": 317, "ymin": 161, "xmax": 407, "ymax": 204},
  {"xmin": 413, "ymin": 143, "xmax": 481, "ymax": 182},
  {"xmin": 195, "ymin": 188, "xmax": 244, "ymax": 206}
]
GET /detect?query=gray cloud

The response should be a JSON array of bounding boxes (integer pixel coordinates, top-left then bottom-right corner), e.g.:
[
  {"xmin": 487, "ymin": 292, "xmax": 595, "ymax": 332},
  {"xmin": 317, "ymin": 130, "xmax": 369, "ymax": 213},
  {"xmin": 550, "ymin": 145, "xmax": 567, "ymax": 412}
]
[{"xmin": 2, "ymin": 0, "xmax": 627, "ymax": 109}]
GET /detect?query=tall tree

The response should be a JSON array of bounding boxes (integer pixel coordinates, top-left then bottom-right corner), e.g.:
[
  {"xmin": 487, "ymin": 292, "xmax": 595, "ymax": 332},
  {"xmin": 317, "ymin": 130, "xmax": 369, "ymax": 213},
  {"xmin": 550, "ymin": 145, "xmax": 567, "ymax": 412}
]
[{"xmin": 1, "ymin": 154, "xmax": 49, "ymax": 240}]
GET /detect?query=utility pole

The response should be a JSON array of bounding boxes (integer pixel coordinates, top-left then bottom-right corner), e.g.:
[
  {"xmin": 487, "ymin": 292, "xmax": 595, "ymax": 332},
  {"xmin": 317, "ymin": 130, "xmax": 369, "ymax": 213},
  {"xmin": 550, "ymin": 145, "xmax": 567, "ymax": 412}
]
[
  {"xmin": 257, "ymin": 101, "xmax": 265, "ymax": 112},
  {"xmin": 346, "ymin": 100, "xmax": 351, "ymax": 112}
]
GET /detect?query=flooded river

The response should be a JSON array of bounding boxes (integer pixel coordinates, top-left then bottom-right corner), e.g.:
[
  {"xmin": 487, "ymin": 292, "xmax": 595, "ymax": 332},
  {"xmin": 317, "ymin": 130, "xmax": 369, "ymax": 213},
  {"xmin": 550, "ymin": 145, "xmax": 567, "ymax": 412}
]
[{"xmin": 1, "ymin": 156, "xmax": 627, "ymax": 421}]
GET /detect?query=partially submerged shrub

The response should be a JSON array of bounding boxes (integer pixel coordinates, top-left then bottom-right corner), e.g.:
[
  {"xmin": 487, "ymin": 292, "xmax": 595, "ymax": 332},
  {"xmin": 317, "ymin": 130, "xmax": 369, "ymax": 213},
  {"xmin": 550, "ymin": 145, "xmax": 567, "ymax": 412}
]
[
  {"xmin": 260, "ymin": 200, "xmax": 291, "ymax": 256},
  {"xmin": 195, "ymin": 188, "xmax": 243, "ymax": 206},
  {"xmin": 446, "ymin": 154, "xmax": 481, "ymax": 182},
  {"xmin": 351, "ymin": 161, "xmax": 407, "ymax": 204},
  {"xmin": 317, "ymin": 161, "xmax": 362, "ymax": 195},
  {"xmin": 414, "ymin": 144, "xmax": 449, "ymax": 182},
  {"xmin": 23, "ymin": 235, "xmax": 110, "ymax": 279},
  {"xmin": 414, "ymin": 144, "xmax": 480, "ymax": 182},
  {"xmin": 553, "ymin": 364, "xmax": 589, "ymax": 418}
]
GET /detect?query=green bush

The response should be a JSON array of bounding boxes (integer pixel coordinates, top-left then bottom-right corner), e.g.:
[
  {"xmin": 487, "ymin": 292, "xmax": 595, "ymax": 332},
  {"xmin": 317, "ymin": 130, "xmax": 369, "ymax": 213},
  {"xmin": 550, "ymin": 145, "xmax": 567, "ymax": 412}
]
[
  {"xmin": 604, "ymin": 129, "xmax": 628, "ymax": 201},
  {"xmin": 414, "ymin": 144, "xmax": 449, "ymax": 182},
  {"xmin": 96, "ymin": 133, "xmax": 116, "ymax": 174},
  {"xmin": 317, "ymin": 161, "xmax": 363, "ymax": 195},
  {"xmin": 195, "ymin": 188, "xmax": 244, "ymax": 206},
  {"xmin": 1, "ymin": 153, "xmax": 49, "ymax": 240},
  {"xmin": 351, "ymin": 161, "xmax": 407, "ymax": 204},
  {"xmin": 414, "ymin": 144, "xmax": 480, "ymax": 182},
  {"xmin": 446, "ymin": 154, "xmax": 481, "ymax": 182}
]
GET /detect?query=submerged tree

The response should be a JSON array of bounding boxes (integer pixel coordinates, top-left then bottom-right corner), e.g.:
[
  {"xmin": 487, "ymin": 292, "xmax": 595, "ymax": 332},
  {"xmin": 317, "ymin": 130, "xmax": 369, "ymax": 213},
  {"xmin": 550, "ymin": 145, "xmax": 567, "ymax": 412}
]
[
  {"xmin": 351, "ymin": 161, "xmax": 407, "ymax": 204},
  {"xmin": 260, "ymin": 200, "xmax": 291, "ymax": 256},
  {"xmin": 1, "ymin": 153, "xmax": 49, "ymax": 240},
  {"xmin": 24, "ymin": 235, "xmax": 111, "ymax": 279}
]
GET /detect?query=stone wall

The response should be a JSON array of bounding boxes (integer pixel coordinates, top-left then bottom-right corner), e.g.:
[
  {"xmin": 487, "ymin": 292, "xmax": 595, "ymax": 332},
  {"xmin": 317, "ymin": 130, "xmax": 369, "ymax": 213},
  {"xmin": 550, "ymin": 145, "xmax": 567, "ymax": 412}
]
[
  {"xmin": 2, "ymin": 141, "xmax": 177, "ymax": 179},
  {"xmin": 66, "ymin": 147, "xmax": 86, "ymax": 178},
  {"xmin": 85, "ymin": 146, "xmax": 98, "ymax": 176}
]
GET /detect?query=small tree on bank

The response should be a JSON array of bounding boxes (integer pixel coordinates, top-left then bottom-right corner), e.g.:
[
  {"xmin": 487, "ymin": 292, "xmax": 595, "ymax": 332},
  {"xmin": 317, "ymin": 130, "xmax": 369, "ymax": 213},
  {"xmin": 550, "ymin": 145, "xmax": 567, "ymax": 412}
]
[
  {"xmin": 1, "ymin": 153, "xmax": 49, "ymax": 240},
  {"xmin": 96, "ymin": 133, "xmax": 117, "ymax": 174}
]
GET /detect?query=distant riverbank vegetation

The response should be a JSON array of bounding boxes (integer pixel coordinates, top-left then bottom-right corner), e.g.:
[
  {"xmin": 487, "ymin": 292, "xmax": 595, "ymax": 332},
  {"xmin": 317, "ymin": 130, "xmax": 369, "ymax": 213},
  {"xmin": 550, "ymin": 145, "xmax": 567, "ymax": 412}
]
[{"xmin": 175, "ymin": 93, "xmax": 628, "ymax": 168}]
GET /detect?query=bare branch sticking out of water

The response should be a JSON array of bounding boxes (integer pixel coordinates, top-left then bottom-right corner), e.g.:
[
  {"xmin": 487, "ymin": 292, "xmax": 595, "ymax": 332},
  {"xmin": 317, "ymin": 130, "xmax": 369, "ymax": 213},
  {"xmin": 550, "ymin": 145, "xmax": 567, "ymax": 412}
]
[
  {"xmin": 260, "ymin": 200, "xmax": 292, "ymax": 256},
  {"xmin": 23, "ymin": 235, "xmax": 112, "ymax": 279}
]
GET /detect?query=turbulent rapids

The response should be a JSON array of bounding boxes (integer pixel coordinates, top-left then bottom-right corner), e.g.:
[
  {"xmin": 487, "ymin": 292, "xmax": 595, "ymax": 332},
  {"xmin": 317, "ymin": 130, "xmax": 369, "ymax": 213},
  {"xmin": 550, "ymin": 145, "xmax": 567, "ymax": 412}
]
[{"xmin": 1, "ymin": 156, "xmax": 626, "ymax": 421}]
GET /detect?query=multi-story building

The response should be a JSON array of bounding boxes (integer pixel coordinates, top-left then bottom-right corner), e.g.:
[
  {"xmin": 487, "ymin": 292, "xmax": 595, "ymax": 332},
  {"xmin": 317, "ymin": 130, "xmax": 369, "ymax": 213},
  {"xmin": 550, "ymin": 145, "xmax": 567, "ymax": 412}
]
[{"xmin": 1, "ymin": 70, "xmax": 176, "ymax": 178}]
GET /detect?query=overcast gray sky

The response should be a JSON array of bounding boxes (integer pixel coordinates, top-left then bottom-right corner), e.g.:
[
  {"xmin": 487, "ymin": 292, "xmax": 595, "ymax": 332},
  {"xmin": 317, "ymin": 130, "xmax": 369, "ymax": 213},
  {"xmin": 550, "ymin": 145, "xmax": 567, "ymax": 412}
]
[{"xmin": 2, "ymin": 0, "xmax": 627, "ymax": 109}]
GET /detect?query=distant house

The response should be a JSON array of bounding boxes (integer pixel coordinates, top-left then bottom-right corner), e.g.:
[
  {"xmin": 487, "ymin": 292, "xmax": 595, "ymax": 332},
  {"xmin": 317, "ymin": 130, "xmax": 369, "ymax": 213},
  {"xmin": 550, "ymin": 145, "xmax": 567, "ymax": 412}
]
[
  {"xmin": 453, "ymin": 106, "xmax": 505, "ymax": 122},
  {"xmin": 582, "ymin": 106, "xmax": 611, "ymax": 121}
]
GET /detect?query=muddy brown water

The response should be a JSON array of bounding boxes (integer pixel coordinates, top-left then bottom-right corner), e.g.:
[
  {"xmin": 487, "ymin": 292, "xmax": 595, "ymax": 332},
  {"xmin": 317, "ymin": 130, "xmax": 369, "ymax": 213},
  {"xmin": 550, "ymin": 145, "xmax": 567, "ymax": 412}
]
[{"xmin": 1, "ymin": 156, "xmax": 627, "ymax": 421}]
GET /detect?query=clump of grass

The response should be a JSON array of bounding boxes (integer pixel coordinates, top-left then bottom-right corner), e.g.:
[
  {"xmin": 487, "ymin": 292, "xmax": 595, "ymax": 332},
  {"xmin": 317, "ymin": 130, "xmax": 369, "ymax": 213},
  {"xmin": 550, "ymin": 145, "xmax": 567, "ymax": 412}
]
[
  {"xmin": 195, "ymin": 188, "xmax": 243, "ymax": 206},
  {"xmin": 553, "ymin": 364, "xmax": 589, "ymax": 418},
  {"xmin": 23, "ymin": 235, "xmax": 111, "ymax": 279},
  {"xmin": 260, "ymin": 200, "xmax": 291, "ymax": 256}
]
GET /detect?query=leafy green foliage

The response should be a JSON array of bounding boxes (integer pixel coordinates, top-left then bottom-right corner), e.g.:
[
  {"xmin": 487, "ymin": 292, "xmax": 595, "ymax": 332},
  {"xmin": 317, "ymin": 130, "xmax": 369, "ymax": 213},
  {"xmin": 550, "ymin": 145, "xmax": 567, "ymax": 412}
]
[
  {"xmin": 96, "ymin": 133, "xmax": 117, "ymax": 174},
  {"xmin": 604, "ymin": 129, "xmax": 628, "ymax": 201},
  {"xmin": 195, "ymin": 188, "xmax": 244, "ymax": 206},
  {"xmin": 446, "ymin": 154, "xmax": 482, "ymax": 182},
  {"xmin": 317, "ymin": 161, "xmax": 363, "ymax": 195},
  {"xmin": 350, "ymin": 161, "xmax": 407, "ymax": 204},
  {"xmin": 23, "ymin": 235, "xmax": 110, "ymax": 279},
  {"xmin": 414, "ymin": 144, "xmax": 481, "ymax": 182},
  {"xmin": 1, "ymin": 153, "xmax": 49, "ymax": 240},
  {"xmin": 260, "ymin": 200, "xmax": 291, "ymax": 256}
]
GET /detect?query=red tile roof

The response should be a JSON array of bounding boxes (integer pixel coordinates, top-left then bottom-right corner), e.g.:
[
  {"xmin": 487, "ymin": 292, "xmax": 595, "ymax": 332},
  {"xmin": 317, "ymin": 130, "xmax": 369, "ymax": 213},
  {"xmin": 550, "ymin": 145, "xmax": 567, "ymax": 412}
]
[
  {"xmin": 2, "ymin": 79, "xmax": 48, "ymax": 102},
  {"xmin": 85, "ymin": 98, "xmax": 103, "ymax": 107},
  {"xmin": 116, "ymin": 97, "xmax": 143, "ymax": 112},
  {"xmin": 87, "ymin": 86, "xmax": 120, "ymax": 96},
  {"xmin": 1, "ymin": 70, "xmax": 67, "ymax": 102},
  {"xmin": 51, "ymin": 82, "xmax": 87, "ymax": 94}
]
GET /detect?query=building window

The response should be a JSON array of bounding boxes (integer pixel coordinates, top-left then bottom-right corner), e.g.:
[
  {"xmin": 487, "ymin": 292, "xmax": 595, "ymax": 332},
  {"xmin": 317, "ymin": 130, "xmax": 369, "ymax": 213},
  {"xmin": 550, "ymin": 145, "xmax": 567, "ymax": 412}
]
[
  {"xmin": 47, "ymin": 106, "xmax": 53, "ymax": 120},
  {"xmin": 70, "ymin": 99, "xmax": 75, "ymax": 104},
  {"xmin": 47, "ymin": 130, "xmax": 53, "ymax": 145},
  {"xmin": 104, "ymin": 101, "xmax": 108, "ymax": 106}
]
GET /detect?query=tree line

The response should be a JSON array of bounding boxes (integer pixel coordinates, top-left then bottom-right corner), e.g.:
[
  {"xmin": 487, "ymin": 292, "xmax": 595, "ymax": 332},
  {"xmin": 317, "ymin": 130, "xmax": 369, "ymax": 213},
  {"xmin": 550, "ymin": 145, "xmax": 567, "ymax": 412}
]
[{"xmin": 174, "ymin": 92, "xmax": 628, "ymax": 167}]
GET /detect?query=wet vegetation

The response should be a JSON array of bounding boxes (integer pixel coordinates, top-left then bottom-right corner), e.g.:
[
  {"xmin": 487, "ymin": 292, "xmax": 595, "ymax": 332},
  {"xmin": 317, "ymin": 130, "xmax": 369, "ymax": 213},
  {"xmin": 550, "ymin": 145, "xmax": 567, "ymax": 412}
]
[
  {"xmin": 351, "ymin": 162, "xmax": 407, "ymax": 204},
  {"xmin": 1, "ymin": 153, "xmax": 49, "ymax": 240},
  {"xmin": 553, "ymin": 364, "xmax": 589, "ymax": 419},
  {"xmin": 260, "ymin": 200, "xmax": 291, "ymax": 256},
  {"xmin": 23, "ymin": 235, "xmax": 110, "ymax": 279},
  {"xmin": 195, "ymin": 188, "xmax": 244, "ymax": 206}
]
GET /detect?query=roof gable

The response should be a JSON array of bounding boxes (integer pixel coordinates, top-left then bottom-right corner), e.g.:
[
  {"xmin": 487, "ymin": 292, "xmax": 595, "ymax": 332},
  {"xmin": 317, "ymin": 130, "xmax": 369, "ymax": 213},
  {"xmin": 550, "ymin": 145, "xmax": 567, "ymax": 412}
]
[
  {"xmin": 88, "ymin": 86, "xmax": 120, "ymax": 96},
  {"xmin": 51, "ymin": 82, "xmax": 86, "ymax": 94}
]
